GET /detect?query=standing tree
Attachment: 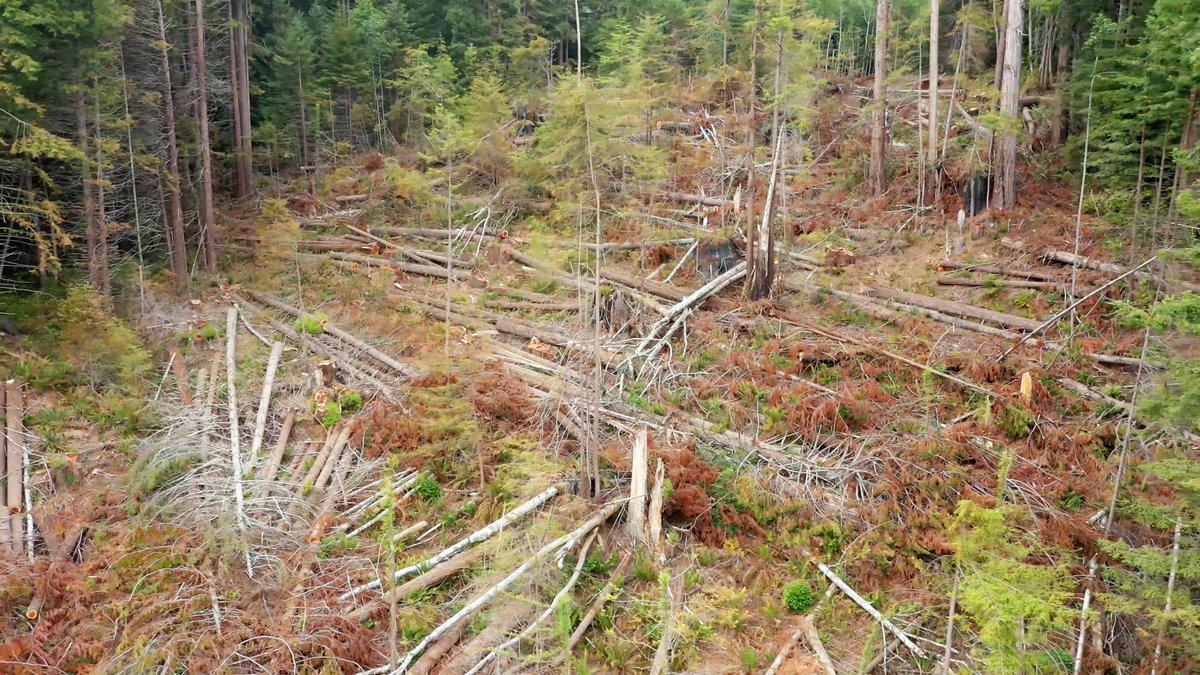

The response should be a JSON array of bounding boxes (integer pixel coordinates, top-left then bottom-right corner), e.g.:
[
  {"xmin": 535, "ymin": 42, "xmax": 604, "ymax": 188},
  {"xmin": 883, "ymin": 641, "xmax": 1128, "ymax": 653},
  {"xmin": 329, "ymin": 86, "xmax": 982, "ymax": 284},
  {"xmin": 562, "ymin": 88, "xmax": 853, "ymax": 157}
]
[
  {"xmin": 993, "ymin": 0, "xmax": 1023, "ymax": 210},
  {"xmin": 155, "ymin": 0, "xmax": 190, "ymax": 294},
  {"xmin": 193, "ymin": 0, "xmax": 217, "ymax": 273},
  {"xmin": 924, "ymin": 0, "xmax": 940, "ymax": 206},
  {"xmin": 869, "ymin": 0, "xmax": 890, "ymax": 196},
  {"xmin": 229, "ymin": 0, "xmax": 253, "ymax": 198}
]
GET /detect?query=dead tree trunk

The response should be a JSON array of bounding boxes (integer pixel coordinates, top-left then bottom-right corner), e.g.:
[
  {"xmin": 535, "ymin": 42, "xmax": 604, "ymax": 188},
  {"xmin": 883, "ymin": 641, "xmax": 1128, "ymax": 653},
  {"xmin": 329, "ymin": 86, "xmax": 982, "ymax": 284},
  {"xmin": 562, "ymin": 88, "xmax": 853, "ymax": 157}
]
[
  {"xmin": 869, "ymin": 0, "xmax": 891, "ymax": 196},
  {"xmin": 744, "ymin": 2, "xmax": 762, "ymax": 289},
  {"xmin": 993, "ymin": 0, "xmax": 1023, "ymax": 210},
  {"xmin": 924, "ymin": 0, "xmax": 940, "ymax": 206},
  {"xmin": 193, "ymin": 0, "xmax": 218, "ymax": 273},
  {"xmin": 156, "ymin": 0, "xmax": 190, "ymax": 295}
]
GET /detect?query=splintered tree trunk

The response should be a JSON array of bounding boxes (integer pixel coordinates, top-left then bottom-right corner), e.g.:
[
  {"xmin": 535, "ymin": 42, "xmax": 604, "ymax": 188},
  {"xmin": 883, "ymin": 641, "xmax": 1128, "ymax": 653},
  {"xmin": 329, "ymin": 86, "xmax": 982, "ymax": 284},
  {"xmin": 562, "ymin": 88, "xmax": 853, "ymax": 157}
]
[
  {"xmin": 993, "ymin": 0, "xmax": 1023, "ymax": 210},
  {"xmin": 924, "ymin": 0, "xmax": 939, "ymax": 206},
  {"xmin": 76, "ymin": 91, "xmax": 103, "ymax": 297},
  {"xmin": 748, "ymin": 26, "xmax": 784, "ymax": 301},
  {"xmin": 157, "ymin": 0, "xmax": 189, "ymax": 295},
  {"xmin": 869, "ymin": 0, "xmax": 890, "ymax": 196},
  {"xmin": 194, "ymin": 0, "xmax": 218, "ymax": 273}
]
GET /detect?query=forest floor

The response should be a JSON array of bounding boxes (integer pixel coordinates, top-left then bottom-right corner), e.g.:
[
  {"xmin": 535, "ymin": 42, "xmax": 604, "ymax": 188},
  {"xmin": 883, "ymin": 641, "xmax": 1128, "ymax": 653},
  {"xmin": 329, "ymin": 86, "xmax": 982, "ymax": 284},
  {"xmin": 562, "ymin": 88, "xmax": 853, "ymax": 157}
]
[{"xmin": 1, "ymin": 86, "xmax": 1192, "ymax": 675}]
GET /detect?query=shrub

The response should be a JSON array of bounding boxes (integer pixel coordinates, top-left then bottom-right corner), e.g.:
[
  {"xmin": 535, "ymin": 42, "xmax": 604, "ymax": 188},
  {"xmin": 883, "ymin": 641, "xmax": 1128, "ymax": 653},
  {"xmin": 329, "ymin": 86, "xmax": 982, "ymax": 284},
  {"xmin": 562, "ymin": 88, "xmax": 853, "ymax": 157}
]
[
  {"xmin": 783, "ymin": 581, "xmax": 814, "ymax": 613},
  {"xmin": 322, "ymin": 401, "xmax": 342, "ymax": 427},
  {"xmin": 415, "ymin": 475, "xmax": 442, "ymax": 501},
  {"xmin": 339, "ymin": 390, "xmax": 364, "ymax": 413},
  {"xmin": 51, "ymin": 285, "xmax": 152, "ymax": 393}
]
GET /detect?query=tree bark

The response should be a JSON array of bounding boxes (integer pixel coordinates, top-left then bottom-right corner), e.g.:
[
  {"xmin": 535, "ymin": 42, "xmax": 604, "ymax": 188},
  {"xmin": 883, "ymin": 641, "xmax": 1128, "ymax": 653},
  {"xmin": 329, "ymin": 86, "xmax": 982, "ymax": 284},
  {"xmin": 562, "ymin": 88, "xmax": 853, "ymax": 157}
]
[
  {"xmin": 193, "ymin": 0, "xmax": 218, "ymax": 273},
  {"xmin": 925, "ymin": 0, "xmax": 940, "ymax": 206},
  {"xmin": 870, "ymin": 0, "xmax": 891, "ymax": 196},
  {"xmin": 994, "ymin": 0, "xmax": 1023, "ymax": 210},
  {"xmin": 92, "ymin": 84, "xmax": 111, "ymax": 299},
  {"xmin": 229, "ymin": 0, "xmax": 253, "ymax": 198},
  {"xmin": 156, "ymin": 0, "xmax": 190, "ymax": 295},
  {"xmin": 76, "ymin": 91, "xmax": 104, "ymax": 297}
]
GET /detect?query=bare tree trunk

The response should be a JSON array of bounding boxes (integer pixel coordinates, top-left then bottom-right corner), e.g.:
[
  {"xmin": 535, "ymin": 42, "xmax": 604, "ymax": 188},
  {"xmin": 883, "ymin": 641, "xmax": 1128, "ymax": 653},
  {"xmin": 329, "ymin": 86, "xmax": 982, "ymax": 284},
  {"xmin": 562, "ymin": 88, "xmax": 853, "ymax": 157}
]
[
  {"xmin": 748, "ymin": 25, "xmax": 783, "ymax": 301},
  {"xmin": 157, "ymin": 0, "xmax": 190, "ymax": 295},
  {"xmin": 993, "ymin": 0, "xmax": 1023, "ymax": 210},
  {"xmin": 1050, "ymin": 21, "xmax": 1069, "ymax": 148},
  {"xmin": 744, "ymin": 2, "xmax": 762, "ymax": 288},
  {"xmin": 92, "ymin": 83, "xmax": 111, "ymax": 300},
  {"xmin": 924, "ymin": 0, "xmax": 940, "ymax": 206},
  {"xmin": 76, "ymin": 90, "xmax": 104, "ymax": 297},
  {"xmin": 230, "ymin": 0, "xmax": 253, "ymax": 198},
  {"xmin": 869, "ymin": 0, "xmax": 890, "ymax": 196},
  {"xmin": 298, "ymin": 67, "xmax": 309, "ymax": 169},
  {"xmin": 993, "ymin": 0, "xmax": 1006, "ymax": 90},
  {"xmin": 194, "ymin": 0, "xmax": 218, "ymax": 273}
]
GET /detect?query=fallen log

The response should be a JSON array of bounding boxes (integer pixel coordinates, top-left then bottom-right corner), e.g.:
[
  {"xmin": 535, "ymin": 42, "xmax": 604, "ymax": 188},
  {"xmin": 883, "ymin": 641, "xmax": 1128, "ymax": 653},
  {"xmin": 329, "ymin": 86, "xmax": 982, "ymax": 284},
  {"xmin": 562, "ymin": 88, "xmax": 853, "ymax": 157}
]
[
  {"xmin": 633, "ymin": 262, "xmax": 747, "ymax": 362},
  {"xmin": 463, "ymin": 531, "xmax": 598, "ymax": 675},
  {"xmin": 558, "ymin": 553, "xmax": 633, "ymax": 661},
  {"xmin": 344, "ymin": 224, "xmax": 475, "ymax": 269},
  {"xmin": 937, "ymin": 259, "xmax": 1057, "ymax": 281},
  {"xmin": 303, "ymin": 251, "xmax": 459, "ymax": 280},
  {"xmin": 649, "ymin": 573, "xmax": 685, "ymax": 675},
  {"xmin": 868, "ymin": 285, "xmax": 1043, "ymax": 332},
  {"xmin": 259, "ymin": 409, "xmax": 296, "ymax": 484},
  {"xmin": 664, "ymin": 191, "xmax": 730, "ymax": 207},
  {"xmin": 248, "ymin": 341, "xmax": 284, "ymax": 468},
  {"xmin": 801, "ymin": 615, "xmax": 838, "ymax": 675},
  {"xmin": 372, "ymin": 226, "xmax": 496, "ymax": 242},
  {"xmin": 384, "ymin": 500, "xmax": 624, "ymax": 674},
  {"xmin": 334, "ymin": 194, "xmax": 368, "ymax": 204},
  {"xmin": 818, "ymin": 561, "xmax": 927, "ymax": 658},
  {"xmin": 299, "ymin": 239, "xmax": 369, "ymax": 253},
  {"xmin": 583, "ymin": 238, "xmax": 695, "ymax": 251},
  {"xmin": 244, "ymin": 291, "xmax": 418, "ymax": 379},
  {"xmin": 935, "ymin": 276, "xmax": 1063, "ymax": 291},
  {"xmin": 224, "ymin": 309, "xmax": 253, "ymax": 578},
  {"xmin": 482, "ymin": 299, "xmax": 579, "ymax": 312},
  {"xmin": 1001, "ymin": 237, "xmax": 1125, "ymax": 274},
  {"xmin": 346, "ymin": 546, "xmax": 487, "ymax": 623},
  {"xmin": 505, "ymin": 247, "xmax": 597, "ymax": 293},
  {"xmin": 340, "ymin": 483, "xmax": 565, "ymax": 601}
]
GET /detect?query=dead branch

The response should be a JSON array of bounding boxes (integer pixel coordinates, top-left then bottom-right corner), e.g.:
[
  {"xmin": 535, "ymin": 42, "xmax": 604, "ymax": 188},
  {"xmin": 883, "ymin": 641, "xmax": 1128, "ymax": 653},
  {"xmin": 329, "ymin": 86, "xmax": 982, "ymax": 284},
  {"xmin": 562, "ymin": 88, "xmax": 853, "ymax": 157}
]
[
  {"xmin": 935, "ymin": 276, "xmax": 1063, "ymax": 291},
  {"xmin": 817, "ymin": 561, "xmax": 926, "ymax": 658},
  {"xmin": 346, "ymin": 546, "xmax": 485, "ymax": 624},
  {"xmin": 937, "ymin": 260, "xmax": 1057, "ymax": 281}
]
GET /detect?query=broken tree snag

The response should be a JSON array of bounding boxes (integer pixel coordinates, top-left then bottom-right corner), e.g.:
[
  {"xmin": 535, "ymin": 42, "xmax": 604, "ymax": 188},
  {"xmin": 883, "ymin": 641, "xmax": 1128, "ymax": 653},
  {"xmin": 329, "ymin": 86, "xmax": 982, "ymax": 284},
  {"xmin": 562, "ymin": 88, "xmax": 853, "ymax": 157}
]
[
  {"xmin": 647, "ymin": 458, "xmax": 665, "ymax": 558},
  {"xmin": 248, "ymin": 341, "xmax": 284, "ymax": 469},
  {"xmin": 389, "ymin": 500, "xmax": 624, "ymax": 674},
  {"xmin": 868, "ymin": 285, "xmax": 1043, "ymax": 332},
  {"xmin": 649, "ymin": 573, "xmax": 685, "ymax": 675},
  {"xmin": 818, "ymin": 561, "xmax": 927, "ymax": 658},
  {"xmin": 625, "ymin": 429, "xmax": 649, "ymax": 542},
  {"xmin": 339, "ymin": 483, "xmax": 565, "ymax": 602},
  {"xmin": 463, "ymin": 531, "xmax": 599, "ymax": 675}
]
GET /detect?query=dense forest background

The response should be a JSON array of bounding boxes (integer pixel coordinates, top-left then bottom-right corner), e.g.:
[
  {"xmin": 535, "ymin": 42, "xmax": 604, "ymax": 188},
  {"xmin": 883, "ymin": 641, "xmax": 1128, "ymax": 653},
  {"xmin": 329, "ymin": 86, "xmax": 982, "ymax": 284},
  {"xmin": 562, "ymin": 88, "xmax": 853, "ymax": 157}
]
[{"xmin": 1, "ymin": 0, "xmax": 1198, "ymax": 292}]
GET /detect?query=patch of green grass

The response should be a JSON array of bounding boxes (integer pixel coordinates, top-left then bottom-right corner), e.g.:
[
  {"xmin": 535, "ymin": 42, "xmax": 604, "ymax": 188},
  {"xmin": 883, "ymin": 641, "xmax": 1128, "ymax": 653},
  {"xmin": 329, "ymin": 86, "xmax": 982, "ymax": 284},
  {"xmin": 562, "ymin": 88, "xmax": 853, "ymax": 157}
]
[{"xmin": 294, "ymin": 312, "xmax": 328, "ymax": 335}]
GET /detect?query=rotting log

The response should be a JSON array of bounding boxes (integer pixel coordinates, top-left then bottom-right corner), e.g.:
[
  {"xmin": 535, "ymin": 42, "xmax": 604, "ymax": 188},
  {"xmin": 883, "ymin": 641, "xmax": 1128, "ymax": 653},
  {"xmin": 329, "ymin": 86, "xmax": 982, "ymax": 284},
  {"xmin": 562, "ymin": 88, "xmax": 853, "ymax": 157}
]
[
  {"xmin": 664, "ymin": 191, "xmax": 731, "ymax": 207},
  {"xmin": 1001, "ymin": 237, "xmax": 1126, "ymax": 274}
]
